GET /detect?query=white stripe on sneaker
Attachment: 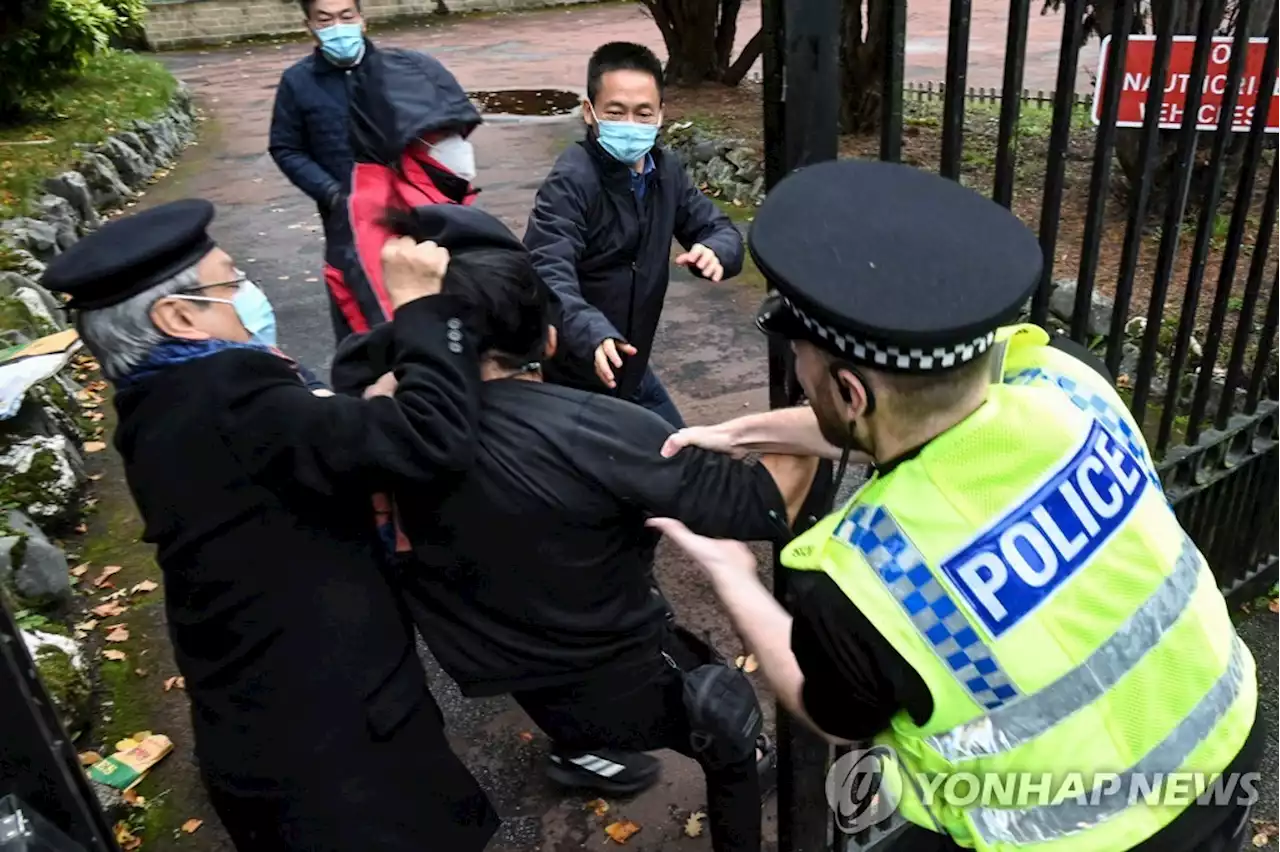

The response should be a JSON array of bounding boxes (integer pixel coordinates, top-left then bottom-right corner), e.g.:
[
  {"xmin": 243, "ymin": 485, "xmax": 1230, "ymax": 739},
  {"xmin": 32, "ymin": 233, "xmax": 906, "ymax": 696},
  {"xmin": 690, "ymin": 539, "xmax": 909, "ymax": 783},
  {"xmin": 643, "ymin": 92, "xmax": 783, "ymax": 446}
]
[{"xmin": 570, "ymin": 754, "xmax": 626, "ymax": 778}]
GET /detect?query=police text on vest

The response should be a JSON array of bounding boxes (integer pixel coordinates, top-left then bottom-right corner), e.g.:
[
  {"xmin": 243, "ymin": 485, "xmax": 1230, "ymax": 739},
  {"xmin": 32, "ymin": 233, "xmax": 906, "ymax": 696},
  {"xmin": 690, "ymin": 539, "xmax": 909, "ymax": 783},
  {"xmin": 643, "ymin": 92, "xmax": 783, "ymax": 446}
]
[{"xmin": 941, "ymin": 421, "xmax": 1148, "ymax": 637}]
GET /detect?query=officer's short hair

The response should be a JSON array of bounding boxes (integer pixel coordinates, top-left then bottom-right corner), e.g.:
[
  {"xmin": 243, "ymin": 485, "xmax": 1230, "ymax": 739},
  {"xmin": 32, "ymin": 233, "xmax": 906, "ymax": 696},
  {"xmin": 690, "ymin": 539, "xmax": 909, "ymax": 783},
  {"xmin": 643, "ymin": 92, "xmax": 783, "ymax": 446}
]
[
  {"xmin": 823, "ymin": 346, "xmax": 993, "ymax": 420},
  {"xmin": 382, "ymin": 209, "xmax": 554, "ymax": 370},
  {"xmin": 587, "ymin": 42, "xmax": 665, "ymax": 105}
]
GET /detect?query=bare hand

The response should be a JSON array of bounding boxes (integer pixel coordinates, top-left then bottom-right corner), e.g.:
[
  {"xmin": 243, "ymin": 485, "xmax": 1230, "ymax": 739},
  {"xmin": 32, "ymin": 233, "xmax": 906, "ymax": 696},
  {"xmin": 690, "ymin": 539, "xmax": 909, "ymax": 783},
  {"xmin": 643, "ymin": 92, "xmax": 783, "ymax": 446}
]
[
  {"xmin": 646, "ymin": 517, "xmax": 758, "ymax": 584},
  {"xmin": 675, "ymin": 243, "xmax": 724, "ymax": 282},
  {"xmin": 363, "ymin": 371, "xmax": 398, "ymax": 399},
  {"xmin": 660, "ymin": 425, "xmax": 747, "ymax": 460},
  {"xmin": 382, "ymin": 237, "xmax": 450, "ymax": 309},
  {"xmin": 594, "ymin": 338, "xmax": 638, "ymax": 389}
]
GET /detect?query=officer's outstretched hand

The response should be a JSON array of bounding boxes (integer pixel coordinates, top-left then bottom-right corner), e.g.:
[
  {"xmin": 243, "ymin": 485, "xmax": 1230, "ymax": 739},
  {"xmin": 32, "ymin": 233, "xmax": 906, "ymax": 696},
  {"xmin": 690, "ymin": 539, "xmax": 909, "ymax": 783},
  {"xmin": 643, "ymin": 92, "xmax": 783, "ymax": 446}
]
[
  {"xmin": 660, "ymin": 425, "xmax": 745, "ymax": 460},
  {"xmin": 382, "ymin": 236, "xmax": 450, "ymax": 310},
  {"xmin": 646, "ymin": 518, "xmax": 758, "ymax": 586}
]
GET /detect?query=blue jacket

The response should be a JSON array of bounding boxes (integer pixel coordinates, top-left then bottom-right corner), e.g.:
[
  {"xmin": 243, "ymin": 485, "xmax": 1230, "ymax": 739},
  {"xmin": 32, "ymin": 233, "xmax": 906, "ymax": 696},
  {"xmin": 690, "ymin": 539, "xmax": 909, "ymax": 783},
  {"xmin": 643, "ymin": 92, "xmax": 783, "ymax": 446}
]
[
  {"xmin": 269, "ymin": 47, "xmax": 360, "ymax": 246},
  {"xmin": 525, "ymin": 136, "xmax": 744, "ymax": 399}
]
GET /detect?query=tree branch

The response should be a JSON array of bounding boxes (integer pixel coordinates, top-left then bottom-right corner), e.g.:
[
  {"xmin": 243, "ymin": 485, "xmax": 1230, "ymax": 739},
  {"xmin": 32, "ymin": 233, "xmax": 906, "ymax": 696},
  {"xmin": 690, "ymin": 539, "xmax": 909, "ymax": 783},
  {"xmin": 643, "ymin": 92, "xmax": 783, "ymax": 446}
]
[{"xmin": 724, "ymin": 27, "xmax": 764, "ymax": 85}]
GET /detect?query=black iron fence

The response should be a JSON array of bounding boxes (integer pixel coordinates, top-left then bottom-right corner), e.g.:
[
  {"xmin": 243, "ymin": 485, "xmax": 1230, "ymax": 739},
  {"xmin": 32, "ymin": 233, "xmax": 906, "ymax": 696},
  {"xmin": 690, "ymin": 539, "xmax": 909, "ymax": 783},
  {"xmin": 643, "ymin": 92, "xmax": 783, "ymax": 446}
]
[{"xmin": 762, "ymin": 0, "xmax": 1277, "ymax": 849}]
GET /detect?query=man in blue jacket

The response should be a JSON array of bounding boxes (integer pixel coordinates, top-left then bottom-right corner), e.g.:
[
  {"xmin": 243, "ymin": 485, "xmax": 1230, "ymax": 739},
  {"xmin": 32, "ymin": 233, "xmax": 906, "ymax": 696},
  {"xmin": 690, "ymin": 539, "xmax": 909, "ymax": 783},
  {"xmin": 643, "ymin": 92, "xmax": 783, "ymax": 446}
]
[
  {"xmin": 524, "ymin": 42, "xmax": 745, "ymax": 429},
  {"xmin": 269, "ymin": 0, "xmax": 369, "ymax": 344}
]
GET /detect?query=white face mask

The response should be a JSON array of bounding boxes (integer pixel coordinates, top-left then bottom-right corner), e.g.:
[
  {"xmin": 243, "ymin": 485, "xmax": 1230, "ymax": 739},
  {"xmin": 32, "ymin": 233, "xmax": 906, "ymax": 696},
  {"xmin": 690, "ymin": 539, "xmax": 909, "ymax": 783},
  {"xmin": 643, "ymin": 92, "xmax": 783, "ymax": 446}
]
[{"xmin": 427, "ymin": 134, "xmax": 477, "ymax": 182}]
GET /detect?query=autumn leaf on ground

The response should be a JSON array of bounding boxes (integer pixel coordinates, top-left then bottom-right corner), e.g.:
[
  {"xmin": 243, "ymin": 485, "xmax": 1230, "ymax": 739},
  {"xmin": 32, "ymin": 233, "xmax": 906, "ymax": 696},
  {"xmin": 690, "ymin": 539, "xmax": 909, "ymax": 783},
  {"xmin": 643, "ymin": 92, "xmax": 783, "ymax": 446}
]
[
  {"xmin": 584, "ymin": 798, "xmax": 609, "ymax": 816},
  {"xmin": 105, "ymin": 625, "xmax": 130, "ymax": 643},
  {"xmin": 164, "ymin": 676, "xmax": 185, "ymax": 692},
  {"xmin": 83, "ymin": 441, "xmax": 107, "ymax": 453},
  {"xmin": 1253, "ymin": 833, "xmax": 1269, "ymax": 847},
  {"xmin": 75, "ymin": 619, "xmax": 98, "ymax": 632},
  {"xmin": 684, "ymin": 811, "xmax": 706, "ymax": 838},
  {"xmin": 93, "ymin": 565, "xmax": 123, "ymax": 587},
  {"xmin": 132, "ymin": 579, "xmax": 159, "ymax": 595},
  {"xmin": 71, "ymin": 563, "xmax": 90, "ymax": 577},
  {"xmin": 74, "ymin": 523, "xmax": 88, "ymax": 534},
  {"xmin": 89, "ymin": 473, "xmax": 103, "ymax": 482},
  {"xmin": 181, "ymin": 819, "xmax": 204, "ymax": 834},
  {"xmin": 734, "ymin": 654, "xmax": 759, "ymax": 673},
  {"xmin": 604, "ymin": 821, "xmax": 640, "ymax": 844},
  {"xmin": 518, "ymin": 731, "xmax": 534, "ymax": 743},
  {"xmin": 102, "ymin": 650, "xmax": 127, "ymax": 662},
  {"xmin": 114, "ymin": 822, "xmax": 141, "ymax": 851},
  {"xmin": 1269, "ymin": 598, "xmax": 1278, "ymax": 614},
  {"xmin": 122, "ymin": 788, "xmax": 146, "ymax": 807},
  {"xmin": 92, "ymin": 601, "xmax": 127, "ymax": 618},
  {"xmin": 79, "ymin": 751, "xmax": 102, "ymax": 766}
]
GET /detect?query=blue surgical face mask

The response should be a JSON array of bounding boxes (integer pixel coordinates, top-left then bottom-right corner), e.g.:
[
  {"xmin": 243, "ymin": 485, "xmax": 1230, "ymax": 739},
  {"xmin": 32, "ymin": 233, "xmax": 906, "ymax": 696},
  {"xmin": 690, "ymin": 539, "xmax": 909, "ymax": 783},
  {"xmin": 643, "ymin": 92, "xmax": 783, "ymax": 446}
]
[
  {"xmin": 315, "ymin": 22, "xmax": 365, "ymax": 66},
  {"xmin": 589, "ymin": 104, "xmax": 660, "ymax": 166},
  {"xmin": 174, "ymin": 277, "xmax": 278, "ymax": 347}
]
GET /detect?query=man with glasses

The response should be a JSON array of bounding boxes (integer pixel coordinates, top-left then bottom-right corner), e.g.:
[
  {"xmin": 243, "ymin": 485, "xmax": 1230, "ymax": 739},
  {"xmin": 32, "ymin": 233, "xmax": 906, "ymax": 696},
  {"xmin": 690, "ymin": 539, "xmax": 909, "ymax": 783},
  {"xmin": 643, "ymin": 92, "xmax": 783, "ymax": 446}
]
[
  {"xmin": 41, "ymin": 199, "xmax": 499, "ymax": 852},
  {"xmin": 524, "ymin": 42, "xmax": 744, "ymax": 430},
  {"xmin": 269, "ymin": 0, "xmax": 370, "ymax": 344}
]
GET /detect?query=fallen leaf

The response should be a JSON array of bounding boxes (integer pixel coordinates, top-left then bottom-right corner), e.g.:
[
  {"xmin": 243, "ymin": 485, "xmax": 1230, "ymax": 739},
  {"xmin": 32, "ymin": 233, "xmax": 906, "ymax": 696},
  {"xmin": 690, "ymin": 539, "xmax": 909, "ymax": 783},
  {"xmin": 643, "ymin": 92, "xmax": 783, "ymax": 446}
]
[
  {"xmin": 71, "ymin": 563, "xmax": 90, "ymax": 577},
  {"xmin": 88, "ymin": 473, "xmax": 103, "ymax": 482},
  {"xmin": 605, "ymin": 820, "xmax": 640, "ymax": 844},
  {"xmin": 585, "ymin": 798, "xmax": 609, "ymax": 816},
  {"xmin": 114, "ymin": 822, "xmax": 141, "ymax": 851},
  {"xmin": 131, "ymin": 579, "xmax": 159, "ymax": 595},
  {"xmin": 122, "ymin": 788, "xmax": 145, "ymax": 807},
  {"xmin": 164, "ymin": 676, "xmax": 185, "ymax": 692},
  {"xmin": 102, "ymin": 650, "xmax": 127, "ymax": 662},
  {"xmin": 182, "ymin": 819, "xmax": 204, "ymax": 834},
  {"xmin": 1269, "ymin": 599, "xmax": 1278, "ymax": 614},
  {"xmin": 1253, "ymin": 832, "xmax": 1269, "ymax": 847},
  {"xmin": 79, "ymin": 751, "xmax": 102, "ymax": 766},
  {"xmin": 92, "ymin": 601, "xmax": 127, "ymax": 618},
  {"xmin": 734, "ymin": 654, "xmax": 759, "ymax": 673},
  {"xmin": 518, "ymin": 731, "xmax": 534, "ymax": 743},
  {"xmin": 684, "ymin": 811, "xmax": 706, "ymax": 837},
  {"xmin": 75, "ymin": 619, "xmax": 98, "ymax": 632},
  {"xmin": 135, "ymin": 668, "xmax": 149, "ymax": 677},
  {"xmin": 105, "ymin": 625, "xmax": 130, "ymax": 643},
  {"xmin": 83, "ymin": 441, "xmax": 107, "ymax": 453},
  {"xmin": 74, "ymin": 523, "xmax": 88, "ymax": 534},
  {"xmin": 93, "ymin": 565, "xmax": 123, "ymax": 587}
]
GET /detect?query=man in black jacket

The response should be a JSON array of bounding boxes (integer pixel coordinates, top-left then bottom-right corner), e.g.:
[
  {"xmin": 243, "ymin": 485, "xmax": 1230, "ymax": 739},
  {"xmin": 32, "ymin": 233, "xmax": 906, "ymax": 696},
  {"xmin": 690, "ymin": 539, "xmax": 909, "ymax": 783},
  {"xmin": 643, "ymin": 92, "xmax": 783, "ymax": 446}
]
[
  {"xmin": 336, "ymin": 206, "xmax": 818, "ymax": 852},
  {"xmin": 524, "ymin": 42, "xmax": 744, "ymax": 429},
  {"xmin": 41, "ymin": 200, "xmax": 498, "ymax": 852}
]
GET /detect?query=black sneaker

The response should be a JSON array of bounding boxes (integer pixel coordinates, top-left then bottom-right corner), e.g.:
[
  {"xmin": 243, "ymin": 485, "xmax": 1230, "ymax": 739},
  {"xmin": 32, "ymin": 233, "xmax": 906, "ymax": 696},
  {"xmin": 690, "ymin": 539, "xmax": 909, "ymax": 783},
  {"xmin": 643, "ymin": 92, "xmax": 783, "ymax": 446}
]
[
  {"xmin": 756, "ymin": 735, "xmax": 778, "ymax": 801},
  {"xmin": 546, "ymin": 749, "xmax": 662, "ymax": 795}
]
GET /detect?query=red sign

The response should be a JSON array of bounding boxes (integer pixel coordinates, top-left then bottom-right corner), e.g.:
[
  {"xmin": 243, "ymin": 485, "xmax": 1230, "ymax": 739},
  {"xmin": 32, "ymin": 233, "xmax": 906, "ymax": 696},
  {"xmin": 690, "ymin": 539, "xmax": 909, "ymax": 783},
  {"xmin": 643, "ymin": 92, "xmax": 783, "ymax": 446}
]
[{"xmin": 1092, "ymin": 36, "xmax": 1279, "ymax": 133}]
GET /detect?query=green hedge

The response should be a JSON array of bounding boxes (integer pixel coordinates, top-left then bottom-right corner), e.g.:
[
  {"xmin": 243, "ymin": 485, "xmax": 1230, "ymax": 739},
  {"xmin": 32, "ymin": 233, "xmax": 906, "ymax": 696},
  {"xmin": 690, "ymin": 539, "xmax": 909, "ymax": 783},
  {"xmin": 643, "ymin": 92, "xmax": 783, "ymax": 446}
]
[{"xmin": 0, "ymin": 0, "xmax": 149, "ymax": 123}]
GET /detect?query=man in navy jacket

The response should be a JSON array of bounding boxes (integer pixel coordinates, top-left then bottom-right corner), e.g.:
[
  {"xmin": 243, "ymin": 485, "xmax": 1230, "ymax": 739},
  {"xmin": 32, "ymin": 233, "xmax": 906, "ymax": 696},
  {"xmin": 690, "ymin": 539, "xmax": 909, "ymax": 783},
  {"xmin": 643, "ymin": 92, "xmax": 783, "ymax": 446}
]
[
  {"xmin": 524, "ymin": 42, "xmax": 744, "ymax": 429},
  {"xmin": 269, "ymin": 0, "xmax": 369, "ymax": 343}
]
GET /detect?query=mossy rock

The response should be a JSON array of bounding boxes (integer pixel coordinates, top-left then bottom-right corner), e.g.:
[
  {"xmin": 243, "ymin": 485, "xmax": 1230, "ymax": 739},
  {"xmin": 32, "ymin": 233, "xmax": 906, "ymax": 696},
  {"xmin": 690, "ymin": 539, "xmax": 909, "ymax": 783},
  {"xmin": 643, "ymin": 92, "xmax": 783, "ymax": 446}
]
[
  {"xmin": 0, "ymin": 292, "xmax": 55, "ymax": 339},
  {"xmin": 34, "ymin": 644, "xmax": 92, "ymax": 736},
  {"xmin": 0, "ymin": 436, "xmax": 83, "ymax": 523}
]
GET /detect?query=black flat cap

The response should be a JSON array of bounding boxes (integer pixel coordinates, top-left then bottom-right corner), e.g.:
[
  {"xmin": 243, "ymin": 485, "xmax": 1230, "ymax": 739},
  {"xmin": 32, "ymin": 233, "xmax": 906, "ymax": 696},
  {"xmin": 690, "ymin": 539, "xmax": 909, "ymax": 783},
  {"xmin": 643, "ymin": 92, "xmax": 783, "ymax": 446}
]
[
  {"xmin": 42, "ymin": 199, "xmax": 216, "ymax": 310},
  {"xmin": 750, "ymin": 159, "xmax": 1042, "ymax": 373}
]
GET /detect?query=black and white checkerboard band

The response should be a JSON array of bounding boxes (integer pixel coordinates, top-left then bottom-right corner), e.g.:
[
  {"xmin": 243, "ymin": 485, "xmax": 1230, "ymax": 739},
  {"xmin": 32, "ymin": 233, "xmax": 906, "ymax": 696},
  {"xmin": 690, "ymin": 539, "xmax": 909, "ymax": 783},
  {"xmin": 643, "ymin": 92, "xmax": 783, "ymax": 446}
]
[{"xmin": 772, "ymin": 296, "xmax": 997, "ymax": 372}]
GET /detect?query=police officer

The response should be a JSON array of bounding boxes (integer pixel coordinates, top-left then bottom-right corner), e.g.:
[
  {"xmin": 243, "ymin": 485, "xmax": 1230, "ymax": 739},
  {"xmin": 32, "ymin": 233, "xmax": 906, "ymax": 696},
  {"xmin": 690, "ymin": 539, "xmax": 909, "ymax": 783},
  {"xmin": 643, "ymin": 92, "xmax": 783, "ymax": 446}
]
[{"xmin": 650, "ymin": 159, "xmax": 1262, "ymax": 852}]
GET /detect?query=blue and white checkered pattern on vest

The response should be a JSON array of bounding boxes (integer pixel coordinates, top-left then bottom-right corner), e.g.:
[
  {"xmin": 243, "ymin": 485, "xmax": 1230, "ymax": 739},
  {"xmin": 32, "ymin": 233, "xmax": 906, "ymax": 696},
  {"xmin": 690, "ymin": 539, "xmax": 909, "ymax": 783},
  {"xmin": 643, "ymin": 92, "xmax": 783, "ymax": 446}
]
[{"xmin": 835, "ymin": 505, "xmax": 1021, "ymax": 711}]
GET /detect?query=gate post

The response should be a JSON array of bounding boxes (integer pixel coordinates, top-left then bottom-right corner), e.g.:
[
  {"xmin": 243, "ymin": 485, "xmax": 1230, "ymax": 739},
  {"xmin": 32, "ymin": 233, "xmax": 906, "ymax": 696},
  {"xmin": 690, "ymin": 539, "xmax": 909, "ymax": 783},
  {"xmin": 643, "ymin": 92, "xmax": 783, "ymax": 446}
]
[{"xmin": 761, "ymin": 0, "xmax": 842, "ymax": 849}]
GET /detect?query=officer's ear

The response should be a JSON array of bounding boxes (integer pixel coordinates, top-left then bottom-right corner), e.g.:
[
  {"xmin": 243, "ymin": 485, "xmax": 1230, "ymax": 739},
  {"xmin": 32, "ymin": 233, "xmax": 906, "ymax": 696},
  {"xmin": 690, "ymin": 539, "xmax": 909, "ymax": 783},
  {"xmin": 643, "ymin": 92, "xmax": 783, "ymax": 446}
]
[{"xmin": 829, "ymin": 361, "xmax": 876, "ymax": 417}]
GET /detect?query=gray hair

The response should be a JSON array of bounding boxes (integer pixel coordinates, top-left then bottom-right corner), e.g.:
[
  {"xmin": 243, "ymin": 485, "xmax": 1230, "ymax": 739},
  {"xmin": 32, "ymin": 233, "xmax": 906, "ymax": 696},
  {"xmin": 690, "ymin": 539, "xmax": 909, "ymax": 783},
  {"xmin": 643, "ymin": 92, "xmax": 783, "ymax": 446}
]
[{"xmin": 74, "ymin": 266, "xmax": 203, "ymax": 381}]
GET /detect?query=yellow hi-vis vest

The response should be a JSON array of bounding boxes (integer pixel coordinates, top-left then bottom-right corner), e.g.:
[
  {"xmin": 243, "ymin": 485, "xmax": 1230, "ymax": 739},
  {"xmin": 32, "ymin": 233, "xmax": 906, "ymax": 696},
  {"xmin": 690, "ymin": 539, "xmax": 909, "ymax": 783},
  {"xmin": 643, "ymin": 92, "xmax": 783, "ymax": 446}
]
[{"xmin": 783, "ymin": 324, "xmax": 1257, "ymax": 851}]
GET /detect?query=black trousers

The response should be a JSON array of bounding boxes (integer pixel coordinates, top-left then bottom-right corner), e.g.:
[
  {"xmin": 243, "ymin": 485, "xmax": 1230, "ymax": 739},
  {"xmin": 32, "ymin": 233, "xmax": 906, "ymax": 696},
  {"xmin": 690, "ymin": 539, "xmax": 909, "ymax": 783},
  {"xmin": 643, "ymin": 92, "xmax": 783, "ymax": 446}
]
[{"xmin": 513, "ymin": 627, "xmax": 761, "ymax": 852}]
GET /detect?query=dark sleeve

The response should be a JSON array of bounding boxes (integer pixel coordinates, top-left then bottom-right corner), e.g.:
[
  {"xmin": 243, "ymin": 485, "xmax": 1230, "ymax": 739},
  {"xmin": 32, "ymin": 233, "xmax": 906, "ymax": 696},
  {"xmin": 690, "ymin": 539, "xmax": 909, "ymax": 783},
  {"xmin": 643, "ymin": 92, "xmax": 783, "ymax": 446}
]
[
  {"xmin": 269, "ymin": 74, "xmax": 342, "ymax": 209},
  {"xmin": 572, "ymin": 396, "xmax": 790, "ymax": 540},
  {"xmin": 523, "ymin": 164, "xmax": 622, "ymax": 358},
  {"xmin": 1048, "ymin": 334, "xmax": 1115, "ymax": 387},
  {"xmin": 217, "ymin": 294, "xmax": 479, "ymax": 496},
  {"xmin": 670, "ymin": 164, "xmax": 745, "ymax": 280},
  {"xmin": 789, "ymin": 572, "xmax": 933, "ymax": 740}
]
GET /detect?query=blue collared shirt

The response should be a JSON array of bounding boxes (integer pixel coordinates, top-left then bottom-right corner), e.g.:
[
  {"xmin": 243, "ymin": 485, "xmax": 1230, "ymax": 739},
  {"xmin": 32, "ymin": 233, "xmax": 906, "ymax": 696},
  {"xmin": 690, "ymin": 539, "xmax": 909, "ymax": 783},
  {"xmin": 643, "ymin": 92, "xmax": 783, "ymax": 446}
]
[{"xmin": 630, "ymin": 153, "xmax": 656, "ymax": 201}]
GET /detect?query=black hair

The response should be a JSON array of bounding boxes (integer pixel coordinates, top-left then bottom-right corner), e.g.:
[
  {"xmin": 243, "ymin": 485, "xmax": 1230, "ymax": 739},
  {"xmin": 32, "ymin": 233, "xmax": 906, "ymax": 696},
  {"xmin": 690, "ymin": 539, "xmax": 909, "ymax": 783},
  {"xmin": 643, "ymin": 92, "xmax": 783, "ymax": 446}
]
[
  {"xmin": 381, "ymin": 209, "xmax": 554, "ymax": 371},
  {"xmin": 299, "ymin": 0, "xmax": 361, "ymax": 17},
  {"xmin": 586, "ymin": 42, "xmax": 665, "ymax": 105}
]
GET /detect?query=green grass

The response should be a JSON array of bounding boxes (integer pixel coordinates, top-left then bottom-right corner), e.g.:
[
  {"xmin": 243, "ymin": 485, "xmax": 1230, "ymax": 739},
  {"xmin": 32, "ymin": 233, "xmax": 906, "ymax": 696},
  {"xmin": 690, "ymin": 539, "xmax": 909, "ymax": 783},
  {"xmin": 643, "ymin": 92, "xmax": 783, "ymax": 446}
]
[{"xmin": 0, "ymin": 50, "xmax": 177, "ymax": 219}]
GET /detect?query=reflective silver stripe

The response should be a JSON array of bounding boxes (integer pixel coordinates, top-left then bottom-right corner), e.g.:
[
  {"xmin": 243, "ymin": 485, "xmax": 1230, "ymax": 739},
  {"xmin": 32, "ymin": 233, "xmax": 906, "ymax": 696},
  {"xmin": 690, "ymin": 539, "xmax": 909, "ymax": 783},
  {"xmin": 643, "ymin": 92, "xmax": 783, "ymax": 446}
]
[
  {"xmin": 926, "ymin": 536, "xmax": 1202, "ymax": 763},
  {"xmin": 969, "ymin": 637, "xmax": 1248, "ymax": 846}
]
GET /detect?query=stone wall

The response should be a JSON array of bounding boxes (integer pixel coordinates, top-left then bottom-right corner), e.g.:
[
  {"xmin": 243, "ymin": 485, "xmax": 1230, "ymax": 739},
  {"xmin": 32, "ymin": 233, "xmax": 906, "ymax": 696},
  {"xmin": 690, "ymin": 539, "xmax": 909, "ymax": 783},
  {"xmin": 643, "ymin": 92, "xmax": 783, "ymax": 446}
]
[
  {"xmin": 0, "ymin": 85, "xmax": 197, "ymax": 740},
  {"xmin": 143, "ymin": 0, "xmax": 597, "ymax": 49}
]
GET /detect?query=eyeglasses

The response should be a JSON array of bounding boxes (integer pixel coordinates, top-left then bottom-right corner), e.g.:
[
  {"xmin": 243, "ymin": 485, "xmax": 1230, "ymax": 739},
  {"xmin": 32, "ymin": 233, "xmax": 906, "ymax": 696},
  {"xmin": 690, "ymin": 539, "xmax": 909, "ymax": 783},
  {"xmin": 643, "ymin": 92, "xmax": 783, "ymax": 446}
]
[{"xmin": 181, "ymin": 273, "xmax": 247, "ymax": 296}]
